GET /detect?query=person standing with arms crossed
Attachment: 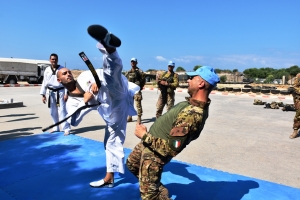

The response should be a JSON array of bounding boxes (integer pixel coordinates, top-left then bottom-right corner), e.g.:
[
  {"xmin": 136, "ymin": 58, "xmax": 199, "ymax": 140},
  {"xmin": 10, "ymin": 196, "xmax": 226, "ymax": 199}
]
[
  {"xmin": 40, "ymin": 53, "xmax": 71, "ymax": 135},
  {"xmin": 156, "ymin": 61, "xmax": 179, "ymax": 119},
  {"xmin": 125, "ymin": 57, "xmax": 146, "ymax": 123},
  {"xmin": 126, "ymin": 66, "xmax": 220, "ymax": 199}
]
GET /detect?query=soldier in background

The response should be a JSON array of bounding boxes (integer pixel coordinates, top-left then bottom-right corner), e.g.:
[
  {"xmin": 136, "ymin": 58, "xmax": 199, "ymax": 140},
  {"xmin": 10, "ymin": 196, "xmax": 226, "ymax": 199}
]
[
  {"xmin": 156, "ymin": 61, "xmax": 179, "ymax": 118},
  {"xmin": 125, "ymin": 58, "xmax": 146, "ymax": 123},
  {"xmin": 289, "ymin": 73, "xmax": 300, "ymax": 139}
]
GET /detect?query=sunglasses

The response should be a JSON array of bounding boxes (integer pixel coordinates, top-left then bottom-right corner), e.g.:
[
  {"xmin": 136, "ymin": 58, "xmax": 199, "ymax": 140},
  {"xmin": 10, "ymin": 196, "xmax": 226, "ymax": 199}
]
[{"xmin": 188, "ymin": 76, "xmax": 197, "ymax": 80}]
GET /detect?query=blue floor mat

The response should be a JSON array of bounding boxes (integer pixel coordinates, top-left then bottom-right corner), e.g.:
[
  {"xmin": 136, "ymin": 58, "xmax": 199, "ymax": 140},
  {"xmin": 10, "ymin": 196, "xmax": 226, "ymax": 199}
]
[{"xmin": 0, "ymin": 133, "xmax": 299, "ymax": 200}]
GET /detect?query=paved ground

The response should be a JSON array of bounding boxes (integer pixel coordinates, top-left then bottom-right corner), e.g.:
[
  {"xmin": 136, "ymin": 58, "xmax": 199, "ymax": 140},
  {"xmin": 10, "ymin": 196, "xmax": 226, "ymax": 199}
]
[{"xmin": 0, "ymin": 87, "xmax": 300, "ymax": 194}]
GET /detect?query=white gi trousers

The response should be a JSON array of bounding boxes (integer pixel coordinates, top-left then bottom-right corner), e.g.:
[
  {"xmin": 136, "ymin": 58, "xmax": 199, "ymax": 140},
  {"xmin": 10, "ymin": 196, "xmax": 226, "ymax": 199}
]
[
  {"xmin": 48, "ymin": 89, "xmax": 70, "ymax": 132},
  {"xmin": 66, "ymin": 43, "xmax": 139, "ymax": 174}
]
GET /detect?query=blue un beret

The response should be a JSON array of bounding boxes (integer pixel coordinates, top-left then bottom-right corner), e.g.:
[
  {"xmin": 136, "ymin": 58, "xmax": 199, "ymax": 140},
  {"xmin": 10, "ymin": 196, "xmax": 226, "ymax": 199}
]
[{"xmin": 186, "ymin": 66, "xmax": 220, "ymax": 87}]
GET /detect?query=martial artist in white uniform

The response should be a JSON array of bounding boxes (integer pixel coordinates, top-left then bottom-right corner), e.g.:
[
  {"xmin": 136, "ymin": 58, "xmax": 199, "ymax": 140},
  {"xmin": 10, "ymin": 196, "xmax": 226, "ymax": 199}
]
[
  {"xmin": 57, "ymin": 42, "xmax": 140, "ymax": 188},
  {"xmin": 40, "ymin": 53, "xmax": 71, "ymax": 135}
]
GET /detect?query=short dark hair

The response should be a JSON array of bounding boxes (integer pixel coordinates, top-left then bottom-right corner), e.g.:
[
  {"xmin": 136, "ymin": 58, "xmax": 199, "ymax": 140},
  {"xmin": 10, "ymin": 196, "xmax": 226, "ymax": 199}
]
[{"xmin": 50, "ymin": 53, "xmax": 58, "ymax": 59}]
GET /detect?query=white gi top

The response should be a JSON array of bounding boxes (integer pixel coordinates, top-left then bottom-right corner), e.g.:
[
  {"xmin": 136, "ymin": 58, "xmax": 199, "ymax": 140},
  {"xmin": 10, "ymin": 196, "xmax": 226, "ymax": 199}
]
[
  {"xmin": 68, "ymin": 43, "xmax": 140, "ymax": 126},
  {"xmin": 40, "ymin": 65, "xmax": 66, "ymax": 95}
]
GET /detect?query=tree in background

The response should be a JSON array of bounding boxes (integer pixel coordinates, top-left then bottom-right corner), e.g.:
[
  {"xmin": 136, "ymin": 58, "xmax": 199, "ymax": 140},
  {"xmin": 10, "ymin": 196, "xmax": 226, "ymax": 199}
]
[
  {"xmin": 176, "ymin": 66, "xmax": 186, "ymax": 72},
  {"xmin": 146, "ymin": 69, "xmax": 156, "ymax": 72},
  {"xmin": 214, "ymin": 68, "xmax": 222, "ymax": 73},
  {"xmin": 264, "ymin": 75, "xmax": 275, "ymax": 83},
  {"xmin": 223, "ymin": 69, "xmax": 232, "ymax": 73},
  {"xmin": 286, "ymin": 65, "xmax": 300, "ymax": 77},
  {"xmin": 243, "ymin": 68, "xmax": 266, "ymax": 79},
  {"xmin": 243, "ymin": 65, "xmax": 300, "ymax": 82},
  {"xmin": 144, "ymin": 65, "xmax": 300, "ymax": 84},
  {"xmin": 273, "ymin": 69, "xmax": 290, "ymax": 79},
  {"xmin": 193, "ymin": 65, "xmax": 202, "ymax": 71},
  {"xmin": 220, "ymin": 75, "xmax": 227, "ymax": 83}
]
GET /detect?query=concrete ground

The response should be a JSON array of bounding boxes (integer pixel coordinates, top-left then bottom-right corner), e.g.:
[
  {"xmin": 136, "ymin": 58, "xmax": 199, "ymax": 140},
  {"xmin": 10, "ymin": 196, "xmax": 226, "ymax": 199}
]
[{"xmin": 0, "ymin": 86, "xmax": 299, "ymax": 190}]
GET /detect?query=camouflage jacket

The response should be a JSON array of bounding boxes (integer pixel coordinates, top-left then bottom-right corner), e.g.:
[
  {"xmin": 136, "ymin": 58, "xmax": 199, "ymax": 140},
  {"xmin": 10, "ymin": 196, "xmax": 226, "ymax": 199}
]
[
  {"xmin": 124, "ymin": 67, "xmax": 146, "ymax": 89},
  {"xmin": 158, "ymin": 71, "xmax": 179, "ymax": 91},
  {"xmin": 142, "ymin": 97, "xmax": 210, "ymax": 157},
  {"xmin": 293, "ymin": 73, "xmax": 300, "ymax": 95}
]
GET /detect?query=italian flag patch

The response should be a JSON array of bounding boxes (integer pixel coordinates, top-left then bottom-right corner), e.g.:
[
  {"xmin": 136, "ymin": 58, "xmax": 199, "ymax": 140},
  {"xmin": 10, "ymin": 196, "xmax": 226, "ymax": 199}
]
[{"xmin": 173, "ymin": 140, "xmax": 181, "ymax": 148}]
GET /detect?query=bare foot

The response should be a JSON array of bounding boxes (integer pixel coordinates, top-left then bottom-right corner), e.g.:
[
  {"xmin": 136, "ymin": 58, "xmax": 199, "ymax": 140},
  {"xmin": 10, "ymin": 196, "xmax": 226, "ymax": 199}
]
[
  {"xmin": 64, "ymin": 131, "xmax": 70, "ymax": 136},
  {"xmin": 104, "ymin": 172, "xmax": 114, "ymax": 183}
]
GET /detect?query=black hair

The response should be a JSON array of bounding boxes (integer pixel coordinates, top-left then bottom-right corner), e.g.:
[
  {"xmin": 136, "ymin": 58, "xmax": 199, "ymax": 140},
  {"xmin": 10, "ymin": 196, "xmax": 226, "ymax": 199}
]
[{"xmin": 50, "ymin": 53, "xmax": 58, "ymax": 59}]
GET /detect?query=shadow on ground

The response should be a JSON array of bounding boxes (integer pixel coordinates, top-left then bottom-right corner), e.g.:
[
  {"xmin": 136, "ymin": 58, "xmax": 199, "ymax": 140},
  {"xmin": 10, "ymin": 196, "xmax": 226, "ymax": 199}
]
[{"xmin": 0, "ymin": 113, "xmax": 35, "ymax": 118}]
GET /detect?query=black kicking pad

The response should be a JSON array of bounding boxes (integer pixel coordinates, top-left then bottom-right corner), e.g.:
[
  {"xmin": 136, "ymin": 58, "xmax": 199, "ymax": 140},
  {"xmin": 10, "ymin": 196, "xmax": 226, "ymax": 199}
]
[{"xmin": 87, "ymin": 24, "xmax": 121, "ymax": 47}]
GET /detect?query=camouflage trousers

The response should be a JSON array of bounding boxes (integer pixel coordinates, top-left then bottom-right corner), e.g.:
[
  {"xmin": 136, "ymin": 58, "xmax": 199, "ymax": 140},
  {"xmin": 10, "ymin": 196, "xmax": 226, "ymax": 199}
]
[
  {"xmin": 126, "ymin": 141, "xmax": 173, "ymax": 200},
  {"xmin": 156, "ymin": 92, "xmax": 175, "ymax": 118},
  {"xmin": 134, "ymin": 91, "xmax": 143, "ymax": 117},
  {"xmin": 293, "ymin": 95, "xmax": 300, "ymax": 129}
]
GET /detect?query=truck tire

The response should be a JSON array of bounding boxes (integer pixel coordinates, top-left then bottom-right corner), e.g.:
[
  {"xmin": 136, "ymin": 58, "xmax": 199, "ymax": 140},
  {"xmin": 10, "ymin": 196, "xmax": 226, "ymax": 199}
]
[
  {"xmin": 262, "ymin": 86, "xmax": 271, "ymax": 90},
  {"xmin": 7, "ymin": 76, "xmax": 17, "ymax": 84},
  {"xmin": 38, "ymin": 76, "xmax": 44, "ymax": 84},
  {"xmin": 271, "ymin": 89, "xmax": 280, "ymax": 94},
  {"xmin": 280, "ymin": 90, "xmax": 290, "ymax": 95},
  {"xmin": 225, "ymin": 87, "xmax": 233, "ymax": 91},
  {"xmin": 233, "ymin": 87, "xmax": 241, "ymax": 92},
  {"xmin": 242, "ymin": 88, "xmax": 250, "ymax": 93},
  {"xmin": 251, "ymin": 87, "xmax": 261, "ymax": 93},
  {"xmin": 261, "ymin": 89, "xmax": 270, "ymax": 94}
]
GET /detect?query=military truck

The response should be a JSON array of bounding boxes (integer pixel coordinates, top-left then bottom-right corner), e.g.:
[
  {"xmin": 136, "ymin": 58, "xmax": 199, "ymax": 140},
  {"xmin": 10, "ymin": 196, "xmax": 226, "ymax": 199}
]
[{"xmin": 0, "ymin": 58, "xmax": 50, "ymax": 84}]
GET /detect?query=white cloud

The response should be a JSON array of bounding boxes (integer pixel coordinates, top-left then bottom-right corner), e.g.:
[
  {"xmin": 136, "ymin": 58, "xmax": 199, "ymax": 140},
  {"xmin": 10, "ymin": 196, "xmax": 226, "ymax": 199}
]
[
  {"xmin": 173, "ymin": 55, "xmax": 204, "ymax": 63},
  {"xmin": 215, "ymin": 54, "xmax": 299, "ymax": 69},
  {"xmin": 155, "ymin": 56, "xmax": 167, "ymax": 61},
  {"xmin": 173, "ymin": 58, "xmax": 190, "ymax": 63}
]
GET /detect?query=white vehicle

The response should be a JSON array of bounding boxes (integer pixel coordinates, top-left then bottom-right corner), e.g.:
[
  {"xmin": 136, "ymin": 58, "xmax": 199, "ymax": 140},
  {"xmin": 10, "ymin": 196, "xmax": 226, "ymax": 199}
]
[{"xmin": 0, "ymin": 58, "xmax": 50, "ymax": 84}]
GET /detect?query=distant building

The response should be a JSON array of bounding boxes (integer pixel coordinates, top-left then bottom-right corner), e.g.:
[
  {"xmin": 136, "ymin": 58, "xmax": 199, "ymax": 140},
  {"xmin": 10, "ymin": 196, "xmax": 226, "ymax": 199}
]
[{"xmin": 218, "ymin": 72, "xmax": 244, "ymax": 83}]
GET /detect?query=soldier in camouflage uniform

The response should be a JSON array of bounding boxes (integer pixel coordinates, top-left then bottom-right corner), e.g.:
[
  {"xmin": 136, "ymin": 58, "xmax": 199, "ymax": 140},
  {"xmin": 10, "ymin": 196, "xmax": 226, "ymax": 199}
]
[
  {"xmin": 126, "ymin": 66, "xmax": 220, "ymax": 199},
  {"xmin": 125, "ymin": 58, "xmax": 146, "ymax": 123},
  {"xmin": 156, "ymin": 61, "xmax": 179, "ymax": 119},
  {"xmin": 290, "ymin": 73, "xmax": 300, "ymax": 139}
]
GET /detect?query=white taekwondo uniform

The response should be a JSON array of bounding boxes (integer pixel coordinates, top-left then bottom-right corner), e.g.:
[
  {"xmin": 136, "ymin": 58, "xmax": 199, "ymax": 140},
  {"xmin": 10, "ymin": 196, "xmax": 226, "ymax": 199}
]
[
  {"xmin": 40, "ymin": 65, "xmax": 71, "ymax": 133},
  {"xmin": 66, "ymin": 43, "xmax": 139, "ymax": 174}
]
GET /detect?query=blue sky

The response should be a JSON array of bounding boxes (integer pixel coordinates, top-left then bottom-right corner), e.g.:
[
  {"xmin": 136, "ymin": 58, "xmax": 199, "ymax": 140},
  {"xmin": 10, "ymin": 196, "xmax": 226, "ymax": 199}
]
[{"xmin": 0, "ymin": 0, "xmax": 299, "ymax": 72}]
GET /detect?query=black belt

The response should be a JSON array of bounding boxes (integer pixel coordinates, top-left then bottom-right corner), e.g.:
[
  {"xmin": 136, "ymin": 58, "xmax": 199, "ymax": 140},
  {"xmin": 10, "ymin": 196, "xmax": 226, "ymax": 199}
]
[{"xmin": 47, "ymin": 87, "xmax": 64, "ymax": 108}]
